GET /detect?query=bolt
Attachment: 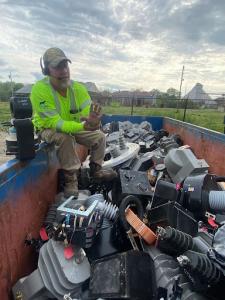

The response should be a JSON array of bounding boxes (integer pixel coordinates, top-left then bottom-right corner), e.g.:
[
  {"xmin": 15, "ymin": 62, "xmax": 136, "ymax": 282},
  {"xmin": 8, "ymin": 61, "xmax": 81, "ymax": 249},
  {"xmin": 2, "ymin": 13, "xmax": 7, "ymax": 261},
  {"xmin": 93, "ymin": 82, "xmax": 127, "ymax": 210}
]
[
  {"xmin": 74, "ymin": 248, "xmax": 86, "ymax": 264},
  {"xmin": 15, "ymin": 291, "xmax": 23, "ymax": 300},
  {"xmin": 156, "ymin": 226, "xmax": 166, "ymax": 239},
  {"xmin": 177, "ymin": 255, "xmax": 190, "ymax": 267}
]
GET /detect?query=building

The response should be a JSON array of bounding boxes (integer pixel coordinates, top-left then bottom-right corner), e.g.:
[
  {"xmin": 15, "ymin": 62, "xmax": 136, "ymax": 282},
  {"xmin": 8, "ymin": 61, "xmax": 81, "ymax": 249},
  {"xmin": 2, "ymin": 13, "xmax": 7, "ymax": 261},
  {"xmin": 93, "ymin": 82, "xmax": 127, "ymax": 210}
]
[
  {"xmin": 89, "ymin": 91, "xmax": 112, "ymax": 105},
  {"xmin": 81, "ymin": 82, "xmax": 99, "ymax": 93},
  {"xmin": 215, "ymin": 97, "xmax": 225, "ymax": 112},
  {"xmin": 112, "ymin": 90, "xmax": 158, "ymax": 106},
  {"xmin": 183, "ymin": 83, "xmax": 216, "ymax": 107}
]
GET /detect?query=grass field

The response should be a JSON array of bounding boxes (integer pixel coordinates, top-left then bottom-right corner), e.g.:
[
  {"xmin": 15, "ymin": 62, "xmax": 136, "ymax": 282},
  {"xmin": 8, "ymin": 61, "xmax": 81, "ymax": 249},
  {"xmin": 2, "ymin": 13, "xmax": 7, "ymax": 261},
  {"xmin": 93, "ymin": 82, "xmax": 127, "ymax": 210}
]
[
  {"xmin": 0, "ymin": 101, "xmax": 224, "ymax": 133},
  {"xmin": 0, "ymin": 102, "xmax": 11, "ymax": 130}
]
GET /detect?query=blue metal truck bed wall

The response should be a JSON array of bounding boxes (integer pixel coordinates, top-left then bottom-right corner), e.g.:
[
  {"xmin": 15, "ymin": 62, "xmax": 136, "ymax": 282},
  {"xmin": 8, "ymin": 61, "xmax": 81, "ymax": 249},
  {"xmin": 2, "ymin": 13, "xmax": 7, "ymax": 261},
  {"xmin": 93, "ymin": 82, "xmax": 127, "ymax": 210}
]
[
  {"xmin": 0, "ymin": 115, "xmax": 224, "ymax": 299},
  {"xmin": 0, "ymin": 146, "xmax": 58, "ymax": 299}
]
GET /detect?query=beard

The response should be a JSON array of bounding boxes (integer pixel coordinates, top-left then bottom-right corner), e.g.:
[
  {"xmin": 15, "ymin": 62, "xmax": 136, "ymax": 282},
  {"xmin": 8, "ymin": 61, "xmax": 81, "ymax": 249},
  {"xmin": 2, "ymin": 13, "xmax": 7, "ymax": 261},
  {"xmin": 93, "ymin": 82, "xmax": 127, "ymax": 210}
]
[{"xmin": 57, "ymin": 78, "xmax": 71, "ymax": 90}]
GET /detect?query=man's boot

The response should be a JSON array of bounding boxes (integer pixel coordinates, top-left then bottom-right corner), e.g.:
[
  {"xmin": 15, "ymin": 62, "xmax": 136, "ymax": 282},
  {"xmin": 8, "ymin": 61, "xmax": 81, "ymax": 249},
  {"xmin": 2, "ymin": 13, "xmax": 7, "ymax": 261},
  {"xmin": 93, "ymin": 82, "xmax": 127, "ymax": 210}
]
[
  {"xmin": 89, "ymin": 162, "xmax": 117, "ymax": 181},
  {"xmin": 63, "ymin": 170, "xmax": 79, "ymax": 198}
]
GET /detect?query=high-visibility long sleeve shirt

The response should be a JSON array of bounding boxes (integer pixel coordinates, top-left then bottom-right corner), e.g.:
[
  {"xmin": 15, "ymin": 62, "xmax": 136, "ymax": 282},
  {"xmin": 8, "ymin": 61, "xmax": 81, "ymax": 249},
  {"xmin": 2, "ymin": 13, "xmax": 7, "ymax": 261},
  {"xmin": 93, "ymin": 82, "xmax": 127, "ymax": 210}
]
[{"xmin": 30, "ymin": 78, "xmax": 91, "ymax": 133}]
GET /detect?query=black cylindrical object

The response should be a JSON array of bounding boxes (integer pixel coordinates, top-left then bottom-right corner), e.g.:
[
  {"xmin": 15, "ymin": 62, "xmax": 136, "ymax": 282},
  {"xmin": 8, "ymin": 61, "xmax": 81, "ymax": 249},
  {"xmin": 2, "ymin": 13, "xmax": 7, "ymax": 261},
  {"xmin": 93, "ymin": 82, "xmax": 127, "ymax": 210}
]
[
  {"xmin": 182, "ymin": 174, "xmax": 222, "ymax": 216},
  {"xmin": 119, "ymin": 195, "xmax": 144, "ymax": 232}
]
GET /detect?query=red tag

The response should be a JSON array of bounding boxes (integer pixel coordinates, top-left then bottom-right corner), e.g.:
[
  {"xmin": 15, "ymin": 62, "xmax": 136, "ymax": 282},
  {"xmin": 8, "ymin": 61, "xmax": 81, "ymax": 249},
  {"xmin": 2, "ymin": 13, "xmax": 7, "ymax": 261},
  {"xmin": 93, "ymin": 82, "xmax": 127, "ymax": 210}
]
[
  {"xmin": 176, "ymin": 183, "xmax": 181, "ymax": 190},
  {"xmin": 64, "ymin": 246, "xmax": 75, "ymax": 259},
  {"xmin": 208, "ymin": 218, "xmax": 218, "ymax": 229},
  {"xmin": 39, "ymin": 227, "xmax": 49, "ymax": 241}
]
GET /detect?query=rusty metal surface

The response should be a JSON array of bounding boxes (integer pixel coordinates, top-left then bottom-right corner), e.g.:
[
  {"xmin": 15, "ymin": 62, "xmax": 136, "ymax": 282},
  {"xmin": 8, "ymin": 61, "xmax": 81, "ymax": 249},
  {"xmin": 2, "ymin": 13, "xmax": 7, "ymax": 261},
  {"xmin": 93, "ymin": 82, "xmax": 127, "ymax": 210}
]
[
  {"xmin": 164, "ymin": 118, "xmax": 225, "ymax": 176},
  {"xmin": 0, "ymin": 145, "xmax": 58, "ymax": 299}
]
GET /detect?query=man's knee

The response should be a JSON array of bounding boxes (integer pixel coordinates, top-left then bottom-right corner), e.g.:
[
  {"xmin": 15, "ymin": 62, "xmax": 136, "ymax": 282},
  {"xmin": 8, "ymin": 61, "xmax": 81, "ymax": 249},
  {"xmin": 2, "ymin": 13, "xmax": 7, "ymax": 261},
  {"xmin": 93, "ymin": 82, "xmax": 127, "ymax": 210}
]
[
  {"xmin": 96, "ymin": 130, "xmax": 106, "ymax": 145},
  {"xmin": 41, "ymin": 129, "xmax": 74, "ymax": 147},
  {"xmin": 54, "ymin": 132, "xmax": 75, "ymax": 148}
]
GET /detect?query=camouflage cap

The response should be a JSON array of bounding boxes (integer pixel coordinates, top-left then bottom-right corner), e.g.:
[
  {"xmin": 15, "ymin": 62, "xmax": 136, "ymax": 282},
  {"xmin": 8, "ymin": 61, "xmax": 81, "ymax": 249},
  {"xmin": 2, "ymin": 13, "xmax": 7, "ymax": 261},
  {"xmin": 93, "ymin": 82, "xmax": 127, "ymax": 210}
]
[{"xmin": 43, "ymin": 47, "xmax": 71, "ymax": 68}]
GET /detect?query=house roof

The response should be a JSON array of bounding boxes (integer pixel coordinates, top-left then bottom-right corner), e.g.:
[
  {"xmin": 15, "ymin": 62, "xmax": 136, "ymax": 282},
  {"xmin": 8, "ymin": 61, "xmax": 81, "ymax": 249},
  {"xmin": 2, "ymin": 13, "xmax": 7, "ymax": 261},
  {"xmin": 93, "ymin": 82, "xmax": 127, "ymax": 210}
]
[
  {"xmin": 183, "ymin": 83, "xmax": 211, "ymax": 102},
  {"xmin": 215, "ymin": 97, "xmax": 225, "ymax": 105}
]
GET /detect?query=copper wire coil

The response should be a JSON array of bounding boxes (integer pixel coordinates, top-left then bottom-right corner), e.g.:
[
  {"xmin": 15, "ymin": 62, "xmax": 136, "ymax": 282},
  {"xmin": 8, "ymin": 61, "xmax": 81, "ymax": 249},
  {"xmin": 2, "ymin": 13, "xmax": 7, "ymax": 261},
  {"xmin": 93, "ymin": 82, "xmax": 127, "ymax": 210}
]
[{"xmin": 125, "ymin": 208, "xmax": 156, "ymax": 245}]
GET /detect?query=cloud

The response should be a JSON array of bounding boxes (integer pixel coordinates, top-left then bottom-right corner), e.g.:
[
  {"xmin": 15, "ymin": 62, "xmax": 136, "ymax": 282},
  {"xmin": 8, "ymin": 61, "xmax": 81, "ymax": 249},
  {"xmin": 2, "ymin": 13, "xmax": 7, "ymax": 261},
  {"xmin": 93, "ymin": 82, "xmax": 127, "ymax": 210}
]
[
  {"xmin": 0, "ymin": 0, "xmax": 225, "ymax": 93},
  {"xmin": 0, "ymin": 59, "xmax": 7, "ymax": 67}
]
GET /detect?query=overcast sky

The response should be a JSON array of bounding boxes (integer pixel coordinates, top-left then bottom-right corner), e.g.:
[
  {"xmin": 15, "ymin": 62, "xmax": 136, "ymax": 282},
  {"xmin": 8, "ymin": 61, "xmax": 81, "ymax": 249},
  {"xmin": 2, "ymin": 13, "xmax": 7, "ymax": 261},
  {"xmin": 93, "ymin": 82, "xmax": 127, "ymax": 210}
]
[{"xmin": 1, "ymin": 0, "xmax": 225, "ymax": 94}]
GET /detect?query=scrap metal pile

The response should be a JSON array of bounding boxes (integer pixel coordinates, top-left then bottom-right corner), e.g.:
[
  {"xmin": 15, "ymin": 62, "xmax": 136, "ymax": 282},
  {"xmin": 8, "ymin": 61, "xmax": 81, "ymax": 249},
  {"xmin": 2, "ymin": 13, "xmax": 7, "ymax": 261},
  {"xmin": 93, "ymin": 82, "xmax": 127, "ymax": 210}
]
[{"xmin": 13, "ymin": 121, "xmax": 225, "ymax": 300}]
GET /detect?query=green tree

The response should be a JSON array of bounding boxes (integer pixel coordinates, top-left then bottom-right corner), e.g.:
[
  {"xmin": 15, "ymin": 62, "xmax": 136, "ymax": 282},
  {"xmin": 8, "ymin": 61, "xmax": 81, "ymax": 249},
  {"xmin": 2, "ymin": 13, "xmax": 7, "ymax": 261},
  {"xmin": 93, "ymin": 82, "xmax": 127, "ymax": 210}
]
[
  {"xmin": 0, "ymin": 81, "xmax": 24, "ymax": 101},
  {"xmin": 167, "ymin": 88, "xmax": 179, "ymax": 98}
]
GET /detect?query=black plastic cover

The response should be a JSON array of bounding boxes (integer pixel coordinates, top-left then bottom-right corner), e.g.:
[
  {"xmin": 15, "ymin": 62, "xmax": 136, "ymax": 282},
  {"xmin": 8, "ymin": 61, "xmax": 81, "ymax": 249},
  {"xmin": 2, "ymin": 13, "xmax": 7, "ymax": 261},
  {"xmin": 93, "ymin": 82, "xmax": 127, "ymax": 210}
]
[
  {"xmin": 120, "ymin": 169, "xmax": 153, "ymax": 197},
  {"xmin": 10, "ymin": 95, "xmax": 32, "ymax": 119},
  {"xmin": 148, "ymin": 201, "xmax": 198, "ymax": 236},
  {"xmin": 89, "ymin": 250, "xmax": 156, "ymax": 299},
  {"xmin": 14, "ymin": 119, "xmax": 36, "ymax": 160},
  {"xmin": 152, "ymin": 180, "xmax": 180, "ymax": 208}
]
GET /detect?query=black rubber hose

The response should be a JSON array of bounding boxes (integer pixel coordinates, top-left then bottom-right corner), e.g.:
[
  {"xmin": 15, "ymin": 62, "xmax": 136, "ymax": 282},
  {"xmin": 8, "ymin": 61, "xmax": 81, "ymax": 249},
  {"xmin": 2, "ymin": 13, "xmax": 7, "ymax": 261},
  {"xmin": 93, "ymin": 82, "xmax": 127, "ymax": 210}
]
[
  {"xmin": 158, "ymin": 226, "xmax": 194, "ymax": 254},
  {"xmin": 181, "ymin": 250, "xmax": 222, "ymax": 285},
  {"xmin": 215, "ymin": 176, "xmax": 225, "ymax": 182},
  {"xmin": 44, "ymin": 203, "xmax": 58, "ymax": 226},
  {"xmin": 119, "ymin": 195, "xmax": 144, "ymax": 232}
]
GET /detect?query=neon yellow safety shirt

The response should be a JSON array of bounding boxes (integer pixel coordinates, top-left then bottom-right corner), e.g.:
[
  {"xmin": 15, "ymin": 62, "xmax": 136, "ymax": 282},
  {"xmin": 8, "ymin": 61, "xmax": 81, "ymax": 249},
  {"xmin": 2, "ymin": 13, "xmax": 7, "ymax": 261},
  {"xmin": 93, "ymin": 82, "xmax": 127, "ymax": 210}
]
[{"xmin": 30, "ymin": 78, "xmax": 91, "ymax": 133}]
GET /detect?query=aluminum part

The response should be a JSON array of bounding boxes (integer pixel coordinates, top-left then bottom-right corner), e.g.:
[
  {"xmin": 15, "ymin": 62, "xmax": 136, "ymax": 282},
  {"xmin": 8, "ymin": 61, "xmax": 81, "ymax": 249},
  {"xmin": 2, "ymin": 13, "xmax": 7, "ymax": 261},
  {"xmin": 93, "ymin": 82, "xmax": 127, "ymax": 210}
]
[{"xmin": 103, "ymin": 142, "xmax": 140, "ymax": 168}]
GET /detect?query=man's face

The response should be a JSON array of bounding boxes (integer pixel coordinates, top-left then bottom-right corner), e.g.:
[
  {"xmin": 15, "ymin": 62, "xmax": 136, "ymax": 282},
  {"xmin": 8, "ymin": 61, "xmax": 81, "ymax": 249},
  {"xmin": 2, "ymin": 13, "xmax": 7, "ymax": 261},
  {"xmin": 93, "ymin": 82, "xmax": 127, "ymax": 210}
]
[{"xmin": 49, "ymin": 60, "xmax": 70, "ymax": 90}]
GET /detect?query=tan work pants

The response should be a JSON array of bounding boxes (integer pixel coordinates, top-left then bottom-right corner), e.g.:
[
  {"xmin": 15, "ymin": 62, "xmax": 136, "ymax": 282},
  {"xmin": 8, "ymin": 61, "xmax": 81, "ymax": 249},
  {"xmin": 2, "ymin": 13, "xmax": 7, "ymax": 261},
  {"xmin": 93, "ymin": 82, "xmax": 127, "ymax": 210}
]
[{"xmin": 40, "ymin": 129, "xmax": 106, "ymax": 172}]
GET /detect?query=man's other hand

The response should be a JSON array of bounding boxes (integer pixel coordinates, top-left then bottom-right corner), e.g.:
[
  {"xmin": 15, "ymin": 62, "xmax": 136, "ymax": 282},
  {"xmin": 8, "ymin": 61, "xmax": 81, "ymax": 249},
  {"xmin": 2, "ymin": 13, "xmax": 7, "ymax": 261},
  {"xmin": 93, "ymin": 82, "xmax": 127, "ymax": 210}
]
[
  {"xmin": 81, "ymin": 102, "xmax": 102, "ymax": 130},
  {"xmin": 81, "ymin": 116, "xmax": 101, "ymax": 128},
  {"xmin": 83, "ymin": 121, "xmax": 100, "ymax": 131},
  {"xmin": 90, "ymin": 103, "xmax": 102, "ymax": 116}
]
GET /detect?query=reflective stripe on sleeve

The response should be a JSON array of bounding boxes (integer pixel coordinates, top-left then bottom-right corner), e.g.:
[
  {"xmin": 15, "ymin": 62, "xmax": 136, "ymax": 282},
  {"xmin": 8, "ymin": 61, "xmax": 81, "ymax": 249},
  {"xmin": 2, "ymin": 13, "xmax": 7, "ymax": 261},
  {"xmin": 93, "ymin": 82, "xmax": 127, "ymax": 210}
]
[
  {"xmin": 56, "ymin": 120, "xmax": 64, "ymax": 131},
  {"xmin": 80, "ymin": 99, "xmax": 92, "ymax": 110},
  {"xmin": 39, "ymin": 110, "xmax": 58, "ymax": 118}
]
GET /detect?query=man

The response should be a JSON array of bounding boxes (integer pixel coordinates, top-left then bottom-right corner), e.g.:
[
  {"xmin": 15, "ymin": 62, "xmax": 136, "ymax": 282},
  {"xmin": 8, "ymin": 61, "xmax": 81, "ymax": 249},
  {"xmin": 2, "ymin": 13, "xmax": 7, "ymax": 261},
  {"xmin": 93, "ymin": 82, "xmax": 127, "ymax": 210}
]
[{"xmin": 30, "ymin": 47, "xmax": 116, "ymax": 198}]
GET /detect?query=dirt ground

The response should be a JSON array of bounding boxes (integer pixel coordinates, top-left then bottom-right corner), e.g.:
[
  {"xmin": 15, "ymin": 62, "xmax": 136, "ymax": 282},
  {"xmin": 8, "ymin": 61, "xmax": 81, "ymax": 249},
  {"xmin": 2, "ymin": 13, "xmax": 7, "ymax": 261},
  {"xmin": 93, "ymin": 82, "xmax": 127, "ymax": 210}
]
[{"xmin": 0, "ymin": 130, "xmax": 11, "ymax": 165}]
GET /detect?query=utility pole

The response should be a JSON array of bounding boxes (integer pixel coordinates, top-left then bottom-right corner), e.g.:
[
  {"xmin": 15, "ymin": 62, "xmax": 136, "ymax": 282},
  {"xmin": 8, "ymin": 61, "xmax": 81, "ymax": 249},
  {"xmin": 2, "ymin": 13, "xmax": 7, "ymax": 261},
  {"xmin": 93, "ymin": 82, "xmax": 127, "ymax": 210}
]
[
  {"xmin": 176, "ymin": 65, "xmax": 185, "ymax": 112},
  {"xmin": 131, "ymin": 92, "xmax": 134, "ymax": 116},
  {"xmin": 9, "ymin": 72, "xmax": 14, "ymax": 97},
  {"xmin": 183, "ymin": 95, "xmax": 189, "ymax": 122}
]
